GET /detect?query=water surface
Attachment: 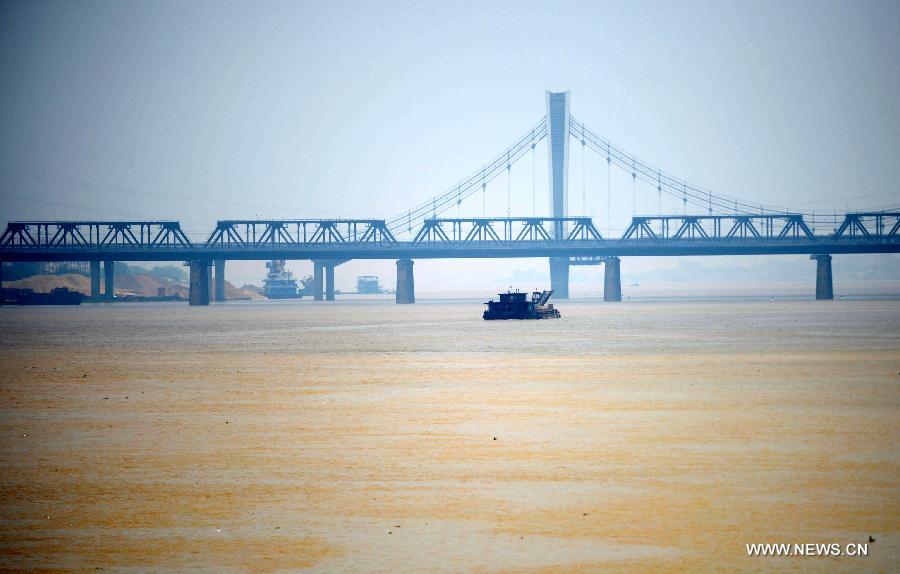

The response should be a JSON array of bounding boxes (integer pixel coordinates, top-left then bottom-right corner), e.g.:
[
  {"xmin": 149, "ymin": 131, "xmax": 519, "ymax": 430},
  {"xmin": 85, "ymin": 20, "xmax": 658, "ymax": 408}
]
[{"xmin": 1, "ymin": 299, "xmax": 898, "ymax": 572}]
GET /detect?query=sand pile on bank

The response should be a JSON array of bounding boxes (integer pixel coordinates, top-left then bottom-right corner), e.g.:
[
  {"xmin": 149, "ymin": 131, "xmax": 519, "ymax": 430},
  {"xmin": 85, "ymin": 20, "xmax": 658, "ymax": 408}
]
[
  {"xmin": 238, "ymin": 284, "xmax": 266, "ymax": 300},
  {"xmin": 4, "ymin": 273, "xmax": 92, "ymax": 294},
  {"xmin": 231, "ymin": 283, "xmax": 265, "ymax": 300},
  {"xmin": 5, "ymin": 273, "xmax": 257, "ymax": 300}
]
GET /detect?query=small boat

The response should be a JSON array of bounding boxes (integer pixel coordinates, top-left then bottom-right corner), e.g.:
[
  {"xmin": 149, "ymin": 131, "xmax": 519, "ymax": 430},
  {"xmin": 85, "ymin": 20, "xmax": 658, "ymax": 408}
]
[{"xmin": 483, "ymin": 289, "xmax": 561, "ymax": 320}]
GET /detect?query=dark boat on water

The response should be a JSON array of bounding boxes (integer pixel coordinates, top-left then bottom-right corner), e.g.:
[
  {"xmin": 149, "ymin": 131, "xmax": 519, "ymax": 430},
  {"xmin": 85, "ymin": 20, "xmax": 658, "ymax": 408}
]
[
  {"xmin": 483, "ymin": 289, "xmax": 561, "ymax": 320},
  {"xmin": 2, "ymin": 287, "xmax": 84, "ymax": 306}
]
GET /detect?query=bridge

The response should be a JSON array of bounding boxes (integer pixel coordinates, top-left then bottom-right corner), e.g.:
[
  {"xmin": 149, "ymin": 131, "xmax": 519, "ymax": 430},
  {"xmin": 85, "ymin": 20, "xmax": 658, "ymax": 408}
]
[{"xmin": 2, "ymin": 92, "xmax": 898, "ymax": 304}]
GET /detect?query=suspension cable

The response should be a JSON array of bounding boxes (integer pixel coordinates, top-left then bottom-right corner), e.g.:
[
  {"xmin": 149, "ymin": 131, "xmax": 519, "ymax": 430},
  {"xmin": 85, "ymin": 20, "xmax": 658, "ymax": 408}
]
[
  {"xmin": 570, "ymin": 116, "xmax": 814, "ymax": 218},
  {"xmin": 388, "ymin": 116, "xmax": 547, "ymax": 233}
]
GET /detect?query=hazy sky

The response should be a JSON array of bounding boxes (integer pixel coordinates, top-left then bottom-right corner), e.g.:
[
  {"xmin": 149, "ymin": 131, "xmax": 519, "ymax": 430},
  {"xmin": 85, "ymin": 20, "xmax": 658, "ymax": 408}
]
[{"xmin": 1, "ymin": 0, "xmax": 898, "ymax": 291}]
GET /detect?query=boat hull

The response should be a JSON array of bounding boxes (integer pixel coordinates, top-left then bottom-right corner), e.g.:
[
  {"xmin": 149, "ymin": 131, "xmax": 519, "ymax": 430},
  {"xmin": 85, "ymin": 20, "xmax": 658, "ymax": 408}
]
[{"xmin": 483, "ymin": 309, "xmax": 560, "ymax": 320}]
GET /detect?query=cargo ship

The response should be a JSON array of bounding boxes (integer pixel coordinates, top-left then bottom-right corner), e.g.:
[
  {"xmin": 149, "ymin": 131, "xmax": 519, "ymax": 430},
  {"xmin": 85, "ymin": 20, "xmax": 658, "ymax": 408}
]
[
  {"xmin": 483, "ymin": 289, "xmax": 560, "ymax": 320},
  {"xmin": 262, "ymin": 260, "xmax": 301, "ymax": 299},
  {"xmin": 1, "ymin": 287, "xmax": 84, "ymax": 306}
]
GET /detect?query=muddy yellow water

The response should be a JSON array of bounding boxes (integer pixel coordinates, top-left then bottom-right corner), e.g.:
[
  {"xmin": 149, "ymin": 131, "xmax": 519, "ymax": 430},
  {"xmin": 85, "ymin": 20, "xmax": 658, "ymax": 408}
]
[{"xmin": 0, "ymin": 299, "xmax": 898, "ymax": 572}]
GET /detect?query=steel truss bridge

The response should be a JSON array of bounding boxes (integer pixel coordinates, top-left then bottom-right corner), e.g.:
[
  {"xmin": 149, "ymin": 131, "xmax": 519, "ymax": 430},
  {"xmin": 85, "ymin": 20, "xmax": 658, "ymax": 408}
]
[
  {"xmin": 2, "ymin": 92, "xmax": 898, "ymax": 304},
  {"xmin": 1, "ymin": 213, "xmax": 898, "ymax": 260}
]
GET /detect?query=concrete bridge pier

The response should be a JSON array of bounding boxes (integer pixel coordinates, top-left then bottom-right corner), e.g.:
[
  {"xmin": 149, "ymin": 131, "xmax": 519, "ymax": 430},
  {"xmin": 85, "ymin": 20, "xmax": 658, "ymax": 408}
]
[
  {"xmin": 549, "ymin": 257, "xmax": 569, "ymax": 299},
  {"xmin": 189, "ymin": 260, "xmax": 210, "ymax": 306},
  {"xmin": 90, "ymin": 260, "xmax": 101, "ymax": 299},
  {"xmin": 603, "ymin": 256, "xmax": 622, "ymax": 302},
  {"xmin": 313, "ymin": 262, "xmax": 324, "ymax": 301},
  {"xmin": 214, "ymin": 259, "xmax": 225, "ymax": 302},
  {"xmin": 812, "ymin": 254, "xmax": 833, "ymax": 300},
  {"xmin": 396, "ymin": 258, "xmax": 415, "ymax": 304},
  {"xmin": 325, "ymin": 264, "xmax": 336, "ymax": 301},
  {"xmin": 103, "ymin": 260, "xmax": 115, "ymax": 300},
  {"xmin": 312, "ymin": 260, "xmax": 342, "ymax": 301}
]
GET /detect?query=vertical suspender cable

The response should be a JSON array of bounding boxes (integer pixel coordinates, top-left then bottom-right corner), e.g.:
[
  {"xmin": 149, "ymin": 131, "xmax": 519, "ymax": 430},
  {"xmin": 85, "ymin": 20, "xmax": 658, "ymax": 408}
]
[
  {"xmin": 531, "ymin": 142, "xmax": 536, "ymax": 217},
  {"xmin": 606, "ymin": 145, "xmax": 611, "ymax": 233},
  {"xmin": 507, "ymin": 148, "xmax": 511, "ymax": 219},
  {"xmin": 657, "ymin": 170, "xmax": 662, "ymax": 214},
  {"xmin": 631, "ymin": 159, "xmax": 637, "ymax": 215},
  {"xmin": 582, "ymin": 138, "xmax": 586, "ymax": 215}
]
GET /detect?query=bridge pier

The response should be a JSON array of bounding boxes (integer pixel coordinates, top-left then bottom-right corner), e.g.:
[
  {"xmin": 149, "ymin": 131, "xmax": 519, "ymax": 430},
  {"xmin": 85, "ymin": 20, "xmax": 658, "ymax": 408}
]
[
  {"xmin": 325, "ymin": 264, "xmax": 336, "ymax": 301},
  {"xmin": 90, "ymin": 260, "xmax": 101, "ymax": 299},
  {"xmin": 214, "ymin": 259, "xmax": 225, "ymax": 302},
  {"xmin": 603, "ymin": 256, "xmax": 622, "ymax": 302},
  {"xmin": 312, "ymin": 261, "xmax": 341, "ymax": 301},
  {"xmin": 103, "ymin": 260, "xmax": 115, "ymax": 300},
  {"xmin": 396, "ymin": 258, "xmax": 415, "ymax": 304},
  {"xmin": 0, "ymin": 261, "xmax": 3, "ymax": 306},
  {"xmin": 549, "ymin": 257, "xmax": 569, "ymax": 299},
  {"xmin": 812, "ymin": 254, "xmax": 833, "ymax": 300},
  {"xmin": 189, "ymin": 260, "xmax": 210, "ymax": 306},
  {"xmin": 313, "ymin": 262, "xmax": 324, "ymax": 301}
]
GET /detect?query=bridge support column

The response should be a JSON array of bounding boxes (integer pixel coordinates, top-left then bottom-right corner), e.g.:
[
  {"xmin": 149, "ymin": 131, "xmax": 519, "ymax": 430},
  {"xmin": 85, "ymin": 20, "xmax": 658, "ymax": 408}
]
[
  {"xmin": 0, "ymin": 261, "xmax": 3, "ymax": 307},
  {"xmin": 812, "ymin": 254, "xmax": 833, "ymax": 300},
  {"xmin": 214, "ymin": 259, "xmax": 225, "ymax": 302},
  {"xmin": 325, "ymin": 264, "xmax": 335, "ymax": 301},
  {"xmin": 603, "ymin": 256, "xmax": 622, "ymax": 302},
  {"xmin": 189, "ymin": 261, "xmax": 210, "ymax": 306},
  {"xmin": 547, "ymin": 91, "xmax": 571, "ymax": 301},
  {"xmin": 103, "ymin": 260, "xmax": 115, "ymax": 300},
  {"xmin": 313, "ymin": 262, "xmax": 324, "ymax": 301},
  {"xmin": 90, "ymin": 260, "xmax": 101, "ymax": 300},
  {"xmin": 396, "ymin": 258, "xmax": 415, "ymax": 304},
  {"xmin": 549, "ymin": 257, "xmax": 569, "ymax": 299}
]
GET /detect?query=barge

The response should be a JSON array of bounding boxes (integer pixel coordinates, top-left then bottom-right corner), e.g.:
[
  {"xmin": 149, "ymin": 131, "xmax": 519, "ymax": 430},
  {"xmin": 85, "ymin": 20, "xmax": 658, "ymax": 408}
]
[{"xmin": 483, "ymin": 289, "xmax": 560, "ymax": 320}]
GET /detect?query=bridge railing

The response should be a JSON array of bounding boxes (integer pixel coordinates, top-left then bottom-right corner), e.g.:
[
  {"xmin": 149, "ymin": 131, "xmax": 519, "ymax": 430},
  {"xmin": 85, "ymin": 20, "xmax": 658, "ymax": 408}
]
[
  {"xmin": 205, "ymin": 219, "xmax": 397, "ymax": 247},
  {"xmin": 0, "ymin": 221, "xmax": 191, "ymax": 249}
]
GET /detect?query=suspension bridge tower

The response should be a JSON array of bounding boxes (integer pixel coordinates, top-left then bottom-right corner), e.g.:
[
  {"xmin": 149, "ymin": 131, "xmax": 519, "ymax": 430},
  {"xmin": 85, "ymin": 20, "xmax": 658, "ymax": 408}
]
[{"xmin": 547, "ymin": 91, "xmax": 571, "ymax": 298}]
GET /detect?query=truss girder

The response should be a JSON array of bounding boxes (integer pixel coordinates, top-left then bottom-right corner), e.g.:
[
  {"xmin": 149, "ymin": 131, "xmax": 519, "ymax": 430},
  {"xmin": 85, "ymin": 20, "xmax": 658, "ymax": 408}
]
[
  {"xmin": 566, "ymin": 219, "xmax": 603, "ymax": 241},
  {"xmin": 833, "ymin": 214, "xmax": 898, "ymax": 239},
  {"xmin": 622, "ymin": 214, "xmax": 822, "ymax": 240},
  {"xmin": 413, "ymin": 220, "xmax": 451, "ymax": 243},
  {"xmin": 0, "ymin": 221, "xmax": 191, "ymax": 249},
  {"xmin": 3, "ymin": 213, "xmax": 898, "ymax": 253},
  {"xmin": 205, "ymin": 220, "xmax": 397, "ymax": 247}
]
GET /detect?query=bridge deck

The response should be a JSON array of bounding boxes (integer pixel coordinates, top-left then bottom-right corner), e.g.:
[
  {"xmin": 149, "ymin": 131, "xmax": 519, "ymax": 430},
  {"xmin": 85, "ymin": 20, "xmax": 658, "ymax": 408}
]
[{"xmin": 1, "ymin": 237, "xmax": 898, "ymax": 262}]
